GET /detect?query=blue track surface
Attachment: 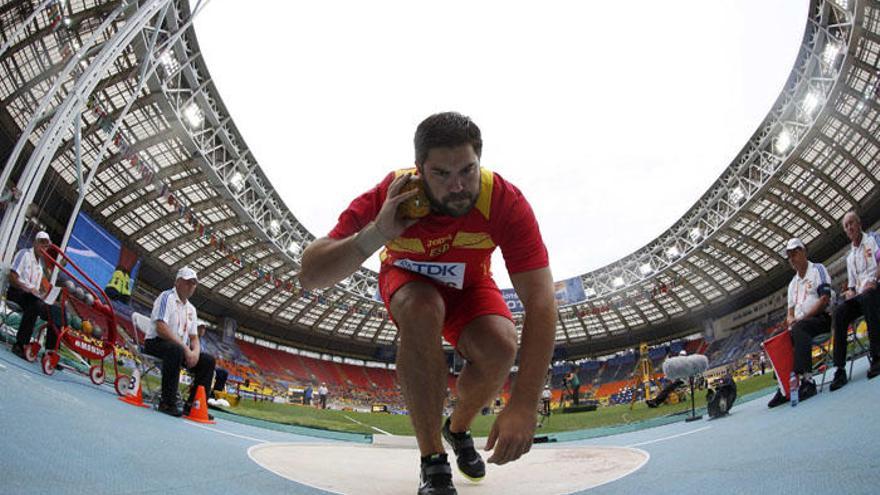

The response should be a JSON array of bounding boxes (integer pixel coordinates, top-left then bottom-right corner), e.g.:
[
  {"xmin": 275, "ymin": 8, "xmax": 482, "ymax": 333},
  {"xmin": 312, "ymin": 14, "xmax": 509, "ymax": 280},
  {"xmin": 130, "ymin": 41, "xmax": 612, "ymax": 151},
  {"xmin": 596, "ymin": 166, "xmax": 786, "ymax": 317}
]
[{"xmin": 1, "ymin": 345, "xmax": 878, "ymax": 494}]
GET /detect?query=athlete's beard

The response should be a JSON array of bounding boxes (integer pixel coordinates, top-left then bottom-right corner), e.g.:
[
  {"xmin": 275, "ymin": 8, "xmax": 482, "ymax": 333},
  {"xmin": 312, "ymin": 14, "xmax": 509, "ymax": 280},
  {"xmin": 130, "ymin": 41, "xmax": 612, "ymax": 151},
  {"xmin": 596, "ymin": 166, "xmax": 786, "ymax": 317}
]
[{"xmin": 424, "ymin": 182, "xmax": 478, "ymax": 218}]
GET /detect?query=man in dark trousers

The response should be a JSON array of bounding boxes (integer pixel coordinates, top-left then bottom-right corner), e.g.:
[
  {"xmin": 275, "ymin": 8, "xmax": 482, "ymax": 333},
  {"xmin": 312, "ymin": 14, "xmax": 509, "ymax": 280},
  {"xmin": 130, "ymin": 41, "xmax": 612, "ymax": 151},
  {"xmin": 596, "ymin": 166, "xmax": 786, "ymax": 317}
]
[{"xmin": 144, "ymin": 267, "xmax": 216, "ymax": 417}]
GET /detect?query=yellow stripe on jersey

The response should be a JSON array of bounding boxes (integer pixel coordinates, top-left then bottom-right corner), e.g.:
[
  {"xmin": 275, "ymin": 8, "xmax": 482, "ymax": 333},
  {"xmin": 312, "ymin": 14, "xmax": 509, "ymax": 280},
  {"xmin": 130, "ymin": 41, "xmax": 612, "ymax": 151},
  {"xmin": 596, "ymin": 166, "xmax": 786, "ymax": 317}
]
[
  {"xmin": 386, "ymin": 237, "xmax": 425, "ymax": 254},
  {"xmin": 452, "ymin": 232, "xmax": 495, "ymax": 249},
  {"xmin": 475, "ymin": 167, "xmax": 494, "ymax": 220}
]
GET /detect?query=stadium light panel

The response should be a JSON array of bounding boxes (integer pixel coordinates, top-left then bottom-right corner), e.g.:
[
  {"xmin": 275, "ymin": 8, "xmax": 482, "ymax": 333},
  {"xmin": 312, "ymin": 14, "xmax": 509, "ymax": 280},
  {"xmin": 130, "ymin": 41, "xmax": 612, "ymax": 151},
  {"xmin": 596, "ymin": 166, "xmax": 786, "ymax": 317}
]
[
  {"xmin": 183, "ymin": 103, "xmax": 204, "ymax": 128},
  {"xmin": 666, "ymin": 246, "xmax": 681, "ymax": 259},
  {"xmin": 689, "ymin": 227, "xmax": 702, "ymax": 242},
  {"xmin": 612, "ymin": 277, "xmax": 624, "ymax": 288},
  {"xmin": 269, "ymin": 219, "xmax": 281, "ymax": 235},
  {"xmin": 230, "ymin": 171, "xmax": 245, "ymax": 192},
  {"xmin": 822, "ymin": 41, "xmax": 842, "ymax": 68},
  {"xmin": 158, "ymin": 50, "xmax": 180, "ymax": 74},
  {"xmin": 63, "ymin": 17, "xmax": 72, "ymax": 27},
  {"xmin": 288, "ymin": 242, "xmax": 301, "ymax": 255},
  {"xmin": 802, "ymin": 90, "xmax": 821, "ymax": 115},
  {"xmin": 584, "ymin": 287, "xmax": 597, "ymax": 298},
  {"xmin": 639, "ymin": 263, "xmax": 653, "ymax": 276},
  {"xmin": 730, "ymin": 186, "xmax": 745, "ymax": 204},
  {"xmin": 774, "ymin": 128, "xmax": 793, "ymax": 155}
]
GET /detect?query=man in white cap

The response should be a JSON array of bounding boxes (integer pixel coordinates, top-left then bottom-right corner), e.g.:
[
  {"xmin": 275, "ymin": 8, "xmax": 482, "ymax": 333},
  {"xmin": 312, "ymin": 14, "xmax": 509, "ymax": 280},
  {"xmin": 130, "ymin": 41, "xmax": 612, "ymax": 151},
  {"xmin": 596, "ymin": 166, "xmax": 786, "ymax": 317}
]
[
  {"xmin": 144, "ymin": 266, "xmax": 216, "ymax": 417},
  {"xmin": 6, "ymin": 231, "xmax": 56, "ymax": 361},
  {"xmin": 767, "ymin": 238, "xmax": 830, "ymax": 407},
  {"xmin": 829, "ymin": 211, "xmax": 880, "ymax": 390}
]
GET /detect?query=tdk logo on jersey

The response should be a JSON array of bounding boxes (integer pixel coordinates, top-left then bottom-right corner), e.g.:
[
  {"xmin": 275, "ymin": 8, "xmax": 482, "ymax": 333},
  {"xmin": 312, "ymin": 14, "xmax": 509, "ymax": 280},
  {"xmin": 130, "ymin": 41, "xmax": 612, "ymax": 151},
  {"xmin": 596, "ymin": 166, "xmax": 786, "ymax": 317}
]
[{"xmin": 393, "ymin": 259, "xmax": 465, "ymax": 289}]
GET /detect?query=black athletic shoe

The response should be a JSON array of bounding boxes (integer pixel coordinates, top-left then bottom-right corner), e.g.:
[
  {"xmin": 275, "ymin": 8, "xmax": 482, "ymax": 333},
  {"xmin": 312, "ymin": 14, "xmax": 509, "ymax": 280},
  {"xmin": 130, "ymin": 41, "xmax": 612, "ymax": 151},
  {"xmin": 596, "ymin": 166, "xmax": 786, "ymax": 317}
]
[
  {"xmin": 767, "ymin": 388, "xmax": 789, "ymax": 408},
  {"xmin": 829, "ymin": 368, "xmax": 848, "ymax": 391},
  {"xmin": 419, "ymin": 453, "xmax": 457, "ymax": 495},
  {"xmin": 645, "ymin": 398, "xmax": 658, "ymax": 408},
  {"xmin": 798, "ymin": 379, "xmax": 817, "ymax": 402},
  {"xmin": 157, "ymin": 402, "xmax": 183, "ymax": 417},
  {"xmin": 442, "ymin": 417, "xmax": 485, "ymax": 482},
  {"xmin": 868, "ymin": 356, "xmax": 880, "ymax": 380}
]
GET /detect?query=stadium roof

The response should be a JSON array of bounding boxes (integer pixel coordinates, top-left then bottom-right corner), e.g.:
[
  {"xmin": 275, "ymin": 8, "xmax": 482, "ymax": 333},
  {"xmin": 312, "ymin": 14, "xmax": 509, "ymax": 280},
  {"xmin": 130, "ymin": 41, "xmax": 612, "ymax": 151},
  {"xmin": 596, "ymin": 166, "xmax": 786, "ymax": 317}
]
[{"xmin": 1, "ymin": 0, "xmax": 878, "ymax": 359}]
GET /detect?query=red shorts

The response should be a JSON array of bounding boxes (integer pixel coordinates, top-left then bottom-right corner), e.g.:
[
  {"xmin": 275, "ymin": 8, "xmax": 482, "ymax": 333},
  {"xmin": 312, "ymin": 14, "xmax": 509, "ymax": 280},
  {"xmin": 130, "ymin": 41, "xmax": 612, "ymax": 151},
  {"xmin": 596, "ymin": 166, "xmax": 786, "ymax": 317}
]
[{"xmin": 379, "ymin": 266, "xmax": 513, "ymax": 348}]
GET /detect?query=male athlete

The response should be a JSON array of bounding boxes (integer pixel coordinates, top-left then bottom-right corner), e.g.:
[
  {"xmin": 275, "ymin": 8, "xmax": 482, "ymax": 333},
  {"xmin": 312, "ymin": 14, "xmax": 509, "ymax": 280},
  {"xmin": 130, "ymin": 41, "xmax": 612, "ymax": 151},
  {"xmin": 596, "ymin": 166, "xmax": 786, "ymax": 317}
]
[{"xmin": 299, "ymin": 112, "xmax": 557, "ymax": 495}]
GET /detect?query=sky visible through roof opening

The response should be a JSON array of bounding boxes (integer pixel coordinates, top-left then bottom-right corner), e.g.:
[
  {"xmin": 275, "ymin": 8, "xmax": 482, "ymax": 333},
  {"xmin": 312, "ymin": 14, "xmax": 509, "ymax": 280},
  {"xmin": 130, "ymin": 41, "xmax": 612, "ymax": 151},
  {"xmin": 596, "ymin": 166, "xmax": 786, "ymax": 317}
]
[{"xmin": 194, "ymin": 0, "xmax": 807, "ymax": 289}]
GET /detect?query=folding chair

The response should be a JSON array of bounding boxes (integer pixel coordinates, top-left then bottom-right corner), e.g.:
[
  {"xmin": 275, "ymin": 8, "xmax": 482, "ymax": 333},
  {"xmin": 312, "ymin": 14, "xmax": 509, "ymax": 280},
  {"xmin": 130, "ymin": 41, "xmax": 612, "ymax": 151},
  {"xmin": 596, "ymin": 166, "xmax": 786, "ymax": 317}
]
[
  {"xmin": 130, "ymin": 312, "xmax": 164, "ymax": 405},
  {"xmin": 811, "ymin": 332, "xmax": 834, "ymax": 392},
  {"xmin": 847, "ymin": 317, "xmax": 873, "ymax": 377}
]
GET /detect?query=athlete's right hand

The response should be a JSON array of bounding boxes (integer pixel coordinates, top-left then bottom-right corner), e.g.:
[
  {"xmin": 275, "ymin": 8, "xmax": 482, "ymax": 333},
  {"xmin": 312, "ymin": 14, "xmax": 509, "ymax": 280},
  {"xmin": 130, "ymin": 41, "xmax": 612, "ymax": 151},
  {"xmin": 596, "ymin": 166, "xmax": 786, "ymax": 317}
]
[{"xmin": 374, "ymin": 173, "xmax": 423, "ymax": 240}]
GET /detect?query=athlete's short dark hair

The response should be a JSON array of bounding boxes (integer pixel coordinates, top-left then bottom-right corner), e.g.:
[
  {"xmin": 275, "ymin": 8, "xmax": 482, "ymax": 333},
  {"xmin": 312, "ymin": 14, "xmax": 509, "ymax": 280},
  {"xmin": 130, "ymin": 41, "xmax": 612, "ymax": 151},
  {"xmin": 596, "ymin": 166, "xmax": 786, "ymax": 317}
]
[{"xmin": 414, "ymin": 112, "xmax": 482, "ymax": 164}]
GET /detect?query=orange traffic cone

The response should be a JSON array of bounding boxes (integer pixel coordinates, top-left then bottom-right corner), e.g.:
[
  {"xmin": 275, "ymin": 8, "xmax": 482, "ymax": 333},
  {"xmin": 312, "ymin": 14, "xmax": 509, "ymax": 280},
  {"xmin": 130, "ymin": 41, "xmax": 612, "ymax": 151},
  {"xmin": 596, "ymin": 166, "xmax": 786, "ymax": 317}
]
[
  {"xmin": 119, "ymin": 382, "xmax": 149, "ymax": 408},
  {"xmin": 184, "ymin": 385, "xmax": 215, "ymax": 424}
]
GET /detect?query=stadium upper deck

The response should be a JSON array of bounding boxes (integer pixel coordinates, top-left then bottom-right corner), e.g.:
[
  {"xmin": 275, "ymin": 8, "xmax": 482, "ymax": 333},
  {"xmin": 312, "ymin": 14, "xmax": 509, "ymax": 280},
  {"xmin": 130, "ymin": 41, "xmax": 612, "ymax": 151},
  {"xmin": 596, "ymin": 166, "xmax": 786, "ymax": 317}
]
[{"xmin": 1, "ymin": 0, "xmax": 878, "ymax": 359}]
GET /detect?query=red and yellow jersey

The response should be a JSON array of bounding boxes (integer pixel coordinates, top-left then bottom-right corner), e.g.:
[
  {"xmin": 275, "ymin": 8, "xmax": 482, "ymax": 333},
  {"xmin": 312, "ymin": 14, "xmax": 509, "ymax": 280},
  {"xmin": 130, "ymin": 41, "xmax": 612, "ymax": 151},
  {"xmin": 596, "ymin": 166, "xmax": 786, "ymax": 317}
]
[{"xmin": 328, "ymin": 167, "xmax": 549, "ymax": 289}]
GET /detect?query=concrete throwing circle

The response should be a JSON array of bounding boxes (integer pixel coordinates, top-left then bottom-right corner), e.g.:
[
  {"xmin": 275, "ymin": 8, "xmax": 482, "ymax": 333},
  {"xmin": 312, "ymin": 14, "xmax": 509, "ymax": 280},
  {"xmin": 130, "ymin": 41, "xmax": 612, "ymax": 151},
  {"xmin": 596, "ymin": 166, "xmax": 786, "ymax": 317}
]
[{"xmin": 248, "ymin": 442, "xmax": 648, "ymax": 494}]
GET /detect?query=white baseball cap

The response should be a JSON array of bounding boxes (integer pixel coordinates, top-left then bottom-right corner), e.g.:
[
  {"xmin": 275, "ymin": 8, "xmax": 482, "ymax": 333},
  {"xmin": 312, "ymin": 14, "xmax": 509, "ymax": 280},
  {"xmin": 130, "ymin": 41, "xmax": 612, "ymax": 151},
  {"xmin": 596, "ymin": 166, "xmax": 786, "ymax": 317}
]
[
  {"xmin": 176, "ymin": 266, "xmax": 198, "ymax": 282},
  {"xmin": 679, "ymin": 350, "xmax": 687, "ymax": 356},
  {"xmin": 35, "ymin": 231, "xmax": 51, "ymax": 242},
  {"xmin": 782, "ymin": 237, "xmax": 806, "ymax": 257}
]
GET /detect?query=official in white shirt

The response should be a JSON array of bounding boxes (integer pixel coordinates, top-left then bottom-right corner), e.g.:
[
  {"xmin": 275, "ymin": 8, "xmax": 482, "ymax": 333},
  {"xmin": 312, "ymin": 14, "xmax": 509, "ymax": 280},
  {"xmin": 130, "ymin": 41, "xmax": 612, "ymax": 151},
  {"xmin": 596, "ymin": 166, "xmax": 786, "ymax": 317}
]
[
  {"xmin": 831, "ymin": 211, "xmax": 880, "ymax": 389},
  {"xmin": 144, "ymin": 266, "xmax": 216, "ymax": 417},
  {"xmin": 767, "ymin": 238, "xmax": 830, "ymax": 408},
  {"xmin": 6, "ymin": 231, "xmax": 56, "ymax": 361}
]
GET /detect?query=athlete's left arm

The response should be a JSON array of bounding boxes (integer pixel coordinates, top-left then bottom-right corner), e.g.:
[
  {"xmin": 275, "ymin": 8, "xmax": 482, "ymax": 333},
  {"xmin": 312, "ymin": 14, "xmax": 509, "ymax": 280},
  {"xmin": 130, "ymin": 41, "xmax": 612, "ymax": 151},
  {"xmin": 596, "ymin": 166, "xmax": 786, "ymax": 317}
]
[{"xmin": 486, "ymin": 266, "xmax": 556, "ymax": 465}]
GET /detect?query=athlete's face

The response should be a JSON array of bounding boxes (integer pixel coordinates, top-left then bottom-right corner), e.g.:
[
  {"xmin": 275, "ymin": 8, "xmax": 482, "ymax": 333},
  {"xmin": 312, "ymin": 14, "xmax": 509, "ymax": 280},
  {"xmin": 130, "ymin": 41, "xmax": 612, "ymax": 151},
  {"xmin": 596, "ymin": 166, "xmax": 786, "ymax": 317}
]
[{"xmin": 417, "ymin": 145, "xmax": 481, "ymax": 217}]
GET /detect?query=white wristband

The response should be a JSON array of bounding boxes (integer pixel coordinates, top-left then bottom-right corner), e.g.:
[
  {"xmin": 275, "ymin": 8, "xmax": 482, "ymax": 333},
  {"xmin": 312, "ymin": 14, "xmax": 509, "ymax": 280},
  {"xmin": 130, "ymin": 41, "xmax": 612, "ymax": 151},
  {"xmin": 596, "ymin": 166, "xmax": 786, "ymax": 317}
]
[{"xmin": 353, "ymin": 223, "xmax": 389, "ymax": 258}]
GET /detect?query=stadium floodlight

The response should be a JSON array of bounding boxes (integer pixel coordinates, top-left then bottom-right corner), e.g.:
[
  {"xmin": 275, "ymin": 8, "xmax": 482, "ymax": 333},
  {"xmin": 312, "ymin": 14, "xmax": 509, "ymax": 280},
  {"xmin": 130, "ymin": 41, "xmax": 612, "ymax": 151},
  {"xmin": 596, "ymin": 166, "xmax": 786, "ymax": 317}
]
[
  {"xmin": 730, "ymin": 186, "xmax": 745, "ymax": 204},
  {"xmin": 802, "ymin": 90, "xmax": 822, "ymax": 115},
  {"xmin": 639, "ymin": 263, "xmax": 653, "ymax": 276},
  {"xmin": 288, "ymin": 242, "xmax": 301, "ymax": 256},
  {"xmin": 63, "ymin": 17, "xmax": 72, "ymax": 27},
  {"xmin": 612, "ymin": 277, "xmax": 624, "ymax": 288},
  {"xmin": 689, "ymin": 227, "xmax": 702, "ymax": 242},
  {"xmin": 585, "ymin": 287, "xmax": 597, "ymax": 298},
  {"xmin": 822, "ymin": 41, "xmax": 842, "ymax": 68},
  {"xmin": 230, "ymin": 171, "xmax": 245, "ymax": 192},
  {"xmin": 158, "ymin": 50, "xmax": 180, "ymax": 74},
  {"xmin": 269, "ymin": 219, "xmax": 281, "ymax": 235},
  {"xmin": 834, "ymin": 0, "xmax": 848, "ymax": 11},
  {"xmin": 666, "ymin": 246, "xmax": 681, "ymax": 259},
  {"xmin": 182, "ymin": 102, "xmax": 204, "ymax": 128},
  {"xmin": 774, "ymin": 128, "xmax": 793, "ymax": 155}
]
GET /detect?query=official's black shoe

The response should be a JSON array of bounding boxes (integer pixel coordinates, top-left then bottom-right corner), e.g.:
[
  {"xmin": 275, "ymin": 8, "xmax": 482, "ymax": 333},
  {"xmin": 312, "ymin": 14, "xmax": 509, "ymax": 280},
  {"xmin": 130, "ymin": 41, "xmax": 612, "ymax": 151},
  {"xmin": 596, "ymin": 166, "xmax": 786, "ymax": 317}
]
[
  {"xmin": 441, "ymin": 417, "xmax": 485, "ymax": 482},
  {"xmin": 419, "ymin": 453, "xmax": 456, "ymax": 495},
  {"xmin": 767, "ymin": 388, "xmax": 789, "ymax": 408},
  {"xmin": 645, "ymin": 398, "xmax": 658, "ymax": 408},
  {"xmin": 157, "ymin": 401, "xmax": 183, "ymax": 417},
  {"xmin": 10, "ymin": 344, "xmax": 27, "ymax": 360},
  {"xmin": 798, "ymin": 379, "xmax": 817, "ymax": 402},
  {"xmin": 829, "ymin": 368, "xmax": 848, "ymax": 391},
  {"xmin": 867, "ymin": 357, "xmax": 880, "ymax": 380}
]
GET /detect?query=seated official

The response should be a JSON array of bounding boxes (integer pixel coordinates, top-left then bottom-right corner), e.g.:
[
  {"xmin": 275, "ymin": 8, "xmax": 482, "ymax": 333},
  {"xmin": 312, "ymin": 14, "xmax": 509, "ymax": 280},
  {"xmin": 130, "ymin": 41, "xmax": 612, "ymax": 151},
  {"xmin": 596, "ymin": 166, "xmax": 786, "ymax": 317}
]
[
  {"xmin": 829, "ymin": 212, "xmax": 880, "ymax": 390},
  {"xmin": 767, "ymin": 238, "xmax": 830, "ymax": 407},
  {"xmin": 144, "ymin": 267, "xmax": 216, "ymax": 417},
  {"xmin": 7, "ymin": 231, "xmax": 57, "ymax": 362}
]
